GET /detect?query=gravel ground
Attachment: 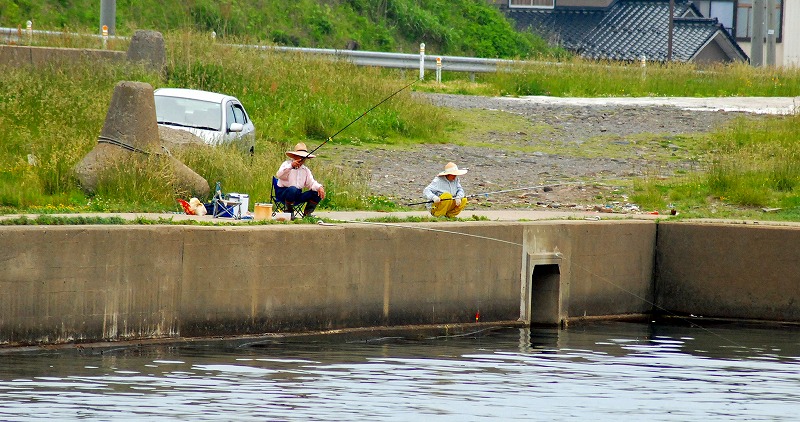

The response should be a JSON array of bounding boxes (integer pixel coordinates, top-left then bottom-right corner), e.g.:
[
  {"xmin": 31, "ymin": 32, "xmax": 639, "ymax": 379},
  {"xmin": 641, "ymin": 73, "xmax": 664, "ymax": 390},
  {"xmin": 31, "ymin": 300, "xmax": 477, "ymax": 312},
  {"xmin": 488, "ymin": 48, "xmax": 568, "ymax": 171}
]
[{"xmin": 329, "ymin": 93, "xmax": 753, "ymax": 212}]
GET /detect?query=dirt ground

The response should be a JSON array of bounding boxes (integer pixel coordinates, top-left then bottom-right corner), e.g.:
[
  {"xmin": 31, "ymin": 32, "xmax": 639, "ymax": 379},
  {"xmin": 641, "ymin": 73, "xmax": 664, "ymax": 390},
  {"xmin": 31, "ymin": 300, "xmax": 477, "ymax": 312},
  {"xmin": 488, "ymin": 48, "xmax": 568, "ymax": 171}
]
[{"xmin": 329, "ymin": 93, "xmax": 753, "ymax": 213}]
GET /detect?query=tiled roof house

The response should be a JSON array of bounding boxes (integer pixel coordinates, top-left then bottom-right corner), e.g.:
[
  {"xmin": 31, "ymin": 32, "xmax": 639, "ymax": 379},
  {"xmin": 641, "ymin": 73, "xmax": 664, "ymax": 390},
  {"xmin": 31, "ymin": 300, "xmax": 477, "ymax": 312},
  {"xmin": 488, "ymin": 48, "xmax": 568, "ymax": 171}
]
[{"xmin": 498, "ymin": 0, "xmax": 749, "ymax": 64}]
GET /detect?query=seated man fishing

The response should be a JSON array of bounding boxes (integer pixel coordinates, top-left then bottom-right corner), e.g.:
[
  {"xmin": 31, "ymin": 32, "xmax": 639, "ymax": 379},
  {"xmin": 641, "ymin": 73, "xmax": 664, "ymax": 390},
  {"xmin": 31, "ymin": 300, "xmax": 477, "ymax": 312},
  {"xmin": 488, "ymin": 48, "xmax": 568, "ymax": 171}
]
[
  {"xmin": 275, "ymin": 142, "xmax": 326, "ymax": 218},
  {"xmin": 423, "ymin": 162, "xmax": 468, "ymax": 218}
]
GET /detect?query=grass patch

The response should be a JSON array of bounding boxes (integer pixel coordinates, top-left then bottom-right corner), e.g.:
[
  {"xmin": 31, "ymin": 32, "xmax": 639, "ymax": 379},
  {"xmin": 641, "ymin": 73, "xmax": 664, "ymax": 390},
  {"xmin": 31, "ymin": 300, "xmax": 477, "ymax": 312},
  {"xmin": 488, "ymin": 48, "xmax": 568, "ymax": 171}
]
[
  {"xmin": 625, "ymin": 113, "xmax": 800, "ymax": 220},
  {"xmin": 0, "ymin": 31, "xmax": 450, "ymax": 215},
  {"xmin": 421, "ymin": 59, "xmax": 800, "ymax": 98},
  {"xmin": 0, "ymin": 215, "xmax": 127, "ymax": 225},
  {"xmin": 4, "ymin": 30, "xmax": 800, "ymax": 221}
]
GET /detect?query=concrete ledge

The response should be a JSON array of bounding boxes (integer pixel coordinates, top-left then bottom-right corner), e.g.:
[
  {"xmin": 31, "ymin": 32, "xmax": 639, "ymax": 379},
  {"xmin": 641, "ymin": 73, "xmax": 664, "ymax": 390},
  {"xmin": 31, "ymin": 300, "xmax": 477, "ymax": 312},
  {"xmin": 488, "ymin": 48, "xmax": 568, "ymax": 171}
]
[
  {"xmin": 3, "ymin": 219, "xmax": 800, "ymax": 347},
  {"xmin": 0, "ymin": 222, "xmax": 524, "ymax": 346},
  {"xmin": 656, "ymin": 222, "xmax": 800, "ymax": 321}
]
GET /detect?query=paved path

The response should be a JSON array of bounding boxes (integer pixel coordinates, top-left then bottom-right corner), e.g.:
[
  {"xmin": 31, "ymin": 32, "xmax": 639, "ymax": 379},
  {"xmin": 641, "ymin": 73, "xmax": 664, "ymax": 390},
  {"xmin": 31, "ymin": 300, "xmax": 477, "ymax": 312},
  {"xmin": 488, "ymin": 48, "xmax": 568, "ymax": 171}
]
[
  {"xmin": 507, "ymin": 96, "xmax": 800, "ymax": 115},
  {"xmin": 0, "ymin": 208, "xmax": 662, "ymax": 224}
]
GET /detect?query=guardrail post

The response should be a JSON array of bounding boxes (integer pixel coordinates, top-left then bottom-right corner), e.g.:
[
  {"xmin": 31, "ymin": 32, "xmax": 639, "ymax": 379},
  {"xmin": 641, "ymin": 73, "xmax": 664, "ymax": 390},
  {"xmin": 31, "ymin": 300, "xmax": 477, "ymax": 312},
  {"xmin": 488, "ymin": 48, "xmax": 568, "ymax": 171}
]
[
  {"xmin": 640, "ymin": 54, "xmax": 646, "ymax": 79},
  {"xmin": 102, "ymin": 25, "xmax": 108, "ymax": 49},
  {"xmin": 26, "ymin": 20, "xmax": 32, "ymax": 45},
  {"xmin": 419, "ymin": 43, "xmax": 425, "ymax": 80},
  {"xmin": 436, "ymin": 57, "xmax": 442, "ymax": 83}
]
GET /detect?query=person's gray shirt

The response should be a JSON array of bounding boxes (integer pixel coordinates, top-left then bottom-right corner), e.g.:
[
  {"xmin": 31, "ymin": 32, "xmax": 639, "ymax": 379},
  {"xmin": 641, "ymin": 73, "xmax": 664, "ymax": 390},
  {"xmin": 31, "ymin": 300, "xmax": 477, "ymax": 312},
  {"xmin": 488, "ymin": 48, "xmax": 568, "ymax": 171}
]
[{"xmin": 423, "ymin": 176, "xmax": 465, "ymax": 209}]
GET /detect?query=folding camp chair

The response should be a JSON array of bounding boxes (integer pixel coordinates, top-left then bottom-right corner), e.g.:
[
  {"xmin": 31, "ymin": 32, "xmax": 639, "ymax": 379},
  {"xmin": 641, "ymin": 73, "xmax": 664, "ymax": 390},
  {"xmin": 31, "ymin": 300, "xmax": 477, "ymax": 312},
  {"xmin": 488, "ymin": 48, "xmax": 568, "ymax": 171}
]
[
  {"xmin": 270, "ymin": 176, "xmax": 306, "ymax": 220},
  {"xmin": 211, "ymin": 181, "xmax": 242, "ymax": 219}
]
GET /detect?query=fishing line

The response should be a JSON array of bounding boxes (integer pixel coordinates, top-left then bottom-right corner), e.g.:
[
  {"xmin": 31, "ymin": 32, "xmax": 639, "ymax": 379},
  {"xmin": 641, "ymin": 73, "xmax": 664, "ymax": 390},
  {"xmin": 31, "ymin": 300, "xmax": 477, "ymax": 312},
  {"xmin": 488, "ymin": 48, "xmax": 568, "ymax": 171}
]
[
  {"xmin": 565, "ymin": 255, "xmax": 746, "ymax": 349},
  {"xmin": 323, "ymin": 218, "xmax": 523, "ymax": 247},
  {"xmin": 408, "ymin": 178, "xmax": 623, "ymax": 206},
  {"xmin": 424, "ymin": 325, "xmax": 513, "ymax": 340},
  {"xmin": 304, "ymin": 77, "xmax": 422, "ymax": 158},
  {"xmin": 321, "ymin": 219, "xmax": 744, "ymax": 348}
]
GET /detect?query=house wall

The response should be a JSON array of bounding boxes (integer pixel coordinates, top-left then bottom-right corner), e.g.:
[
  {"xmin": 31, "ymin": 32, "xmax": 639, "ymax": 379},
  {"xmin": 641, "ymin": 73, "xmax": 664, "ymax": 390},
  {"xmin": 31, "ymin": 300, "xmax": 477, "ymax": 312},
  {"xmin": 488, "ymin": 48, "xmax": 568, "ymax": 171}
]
[
  {"xmin": 784, "ymin": 0, "xmax": 800, "ymax": 67},
  {"xmin": 694, "ymin": 39, "xmax": 731, "ymax": 64},
  {"xmin": 737, "ymin": 0, "xmax": 800, "ymax": 68},
  {"xmin": 740, "ymin": 41, "xmax": 786, "ymax": 67}
]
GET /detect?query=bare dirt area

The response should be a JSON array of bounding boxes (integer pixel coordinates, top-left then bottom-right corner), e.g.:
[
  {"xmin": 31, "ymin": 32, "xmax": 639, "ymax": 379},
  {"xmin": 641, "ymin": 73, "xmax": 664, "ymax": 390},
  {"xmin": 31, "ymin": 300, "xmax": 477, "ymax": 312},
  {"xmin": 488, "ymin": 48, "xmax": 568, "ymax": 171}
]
[{"xmin": 329, "ymin": 93, "xmax": 755, "ymax": 213}]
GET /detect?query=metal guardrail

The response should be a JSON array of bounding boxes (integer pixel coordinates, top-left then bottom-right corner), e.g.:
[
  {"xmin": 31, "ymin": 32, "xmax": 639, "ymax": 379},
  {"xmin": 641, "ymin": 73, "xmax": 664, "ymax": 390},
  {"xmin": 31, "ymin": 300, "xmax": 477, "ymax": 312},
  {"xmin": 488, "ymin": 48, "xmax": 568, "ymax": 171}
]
[
  {"xmin": 254, "ymin": 45, "xmax": 515, "ymax": 74},
  {"xmin": 2, "ymin": 26, "xmax": 514, "ymax": 75},
  {"xmin": 0, "ymin": 26, "xmax": 127, "ymax": 43}
]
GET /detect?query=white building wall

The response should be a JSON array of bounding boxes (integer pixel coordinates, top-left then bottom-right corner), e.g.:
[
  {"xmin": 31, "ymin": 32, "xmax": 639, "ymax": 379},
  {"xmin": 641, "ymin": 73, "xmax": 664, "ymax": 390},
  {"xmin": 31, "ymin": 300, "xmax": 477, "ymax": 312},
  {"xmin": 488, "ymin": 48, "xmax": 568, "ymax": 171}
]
[
  {"xmin": 784, "ymin": 0, "xmax": 800, "ymax": 67},
  {"xmin": 739, "ymin": 41, "xmax": 785, "ymax": 66}
]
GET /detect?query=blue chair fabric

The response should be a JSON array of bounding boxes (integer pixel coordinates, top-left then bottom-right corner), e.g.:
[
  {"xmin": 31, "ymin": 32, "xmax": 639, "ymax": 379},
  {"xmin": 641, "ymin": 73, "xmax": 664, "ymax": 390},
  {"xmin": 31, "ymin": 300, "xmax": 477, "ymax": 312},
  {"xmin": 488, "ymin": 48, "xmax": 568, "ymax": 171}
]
[{"xmin": 270, "ymin": 176, "xmax": 306, "ymax": 220}]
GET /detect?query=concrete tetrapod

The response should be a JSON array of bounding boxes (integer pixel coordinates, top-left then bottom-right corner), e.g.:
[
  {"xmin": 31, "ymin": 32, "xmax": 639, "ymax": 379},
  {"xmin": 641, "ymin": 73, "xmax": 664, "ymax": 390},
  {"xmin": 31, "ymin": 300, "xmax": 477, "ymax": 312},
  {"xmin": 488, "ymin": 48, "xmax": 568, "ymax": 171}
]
[{"xmin": 75, "ymin": 80, "xmax": 210, "ymax": 198}]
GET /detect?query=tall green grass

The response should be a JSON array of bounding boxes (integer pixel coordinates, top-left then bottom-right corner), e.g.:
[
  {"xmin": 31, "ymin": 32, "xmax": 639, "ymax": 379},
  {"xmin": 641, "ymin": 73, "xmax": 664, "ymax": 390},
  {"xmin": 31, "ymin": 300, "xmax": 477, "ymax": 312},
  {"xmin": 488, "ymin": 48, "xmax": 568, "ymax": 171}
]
[
  {"xmin": 4, "ymin": 30, "xmax": 800, "ymax": 219},
  {"xmin": 0, "ymin": 31, "xmax": 448, "ymax": 214},
  {"xmin": 632, "ymin": 113, "xmax": 800, "ymax": 219},
  {"xmin": 706, "ymin": 114, "xmax": 800, "ymax": 207},
  {"xmin": 0, "ymin": 59, "xmax": 159, "ymax": 212},
  {"xmin": 465, "ymin": 59, "xmax": 800, "ymax": 97}
]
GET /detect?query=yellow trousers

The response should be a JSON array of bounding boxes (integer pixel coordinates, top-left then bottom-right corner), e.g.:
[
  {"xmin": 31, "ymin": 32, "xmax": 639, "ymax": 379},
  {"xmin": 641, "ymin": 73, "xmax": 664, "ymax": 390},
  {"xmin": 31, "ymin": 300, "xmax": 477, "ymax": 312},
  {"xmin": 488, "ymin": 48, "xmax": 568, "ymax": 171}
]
[{"xmin": 430, "ymin": 192, "xmax": 467, "ymax": 217}]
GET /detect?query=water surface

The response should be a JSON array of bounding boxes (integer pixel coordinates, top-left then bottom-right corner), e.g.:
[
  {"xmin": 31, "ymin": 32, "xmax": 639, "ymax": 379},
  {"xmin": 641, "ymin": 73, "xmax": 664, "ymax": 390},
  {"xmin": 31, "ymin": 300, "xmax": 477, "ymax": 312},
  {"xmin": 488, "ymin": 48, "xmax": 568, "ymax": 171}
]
[{"xmin": 2, "ymin": 321, "xmax": 799, "ymax": 421}]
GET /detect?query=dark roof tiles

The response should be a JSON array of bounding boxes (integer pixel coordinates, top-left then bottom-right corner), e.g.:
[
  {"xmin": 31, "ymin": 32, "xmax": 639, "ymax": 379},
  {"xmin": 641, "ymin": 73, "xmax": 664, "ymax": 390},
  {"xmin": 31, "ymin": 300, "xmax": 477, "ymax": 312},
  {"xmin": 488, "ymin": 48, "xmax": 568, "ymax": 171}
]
[{"xmin": 506, "ymin": 0, "xmax": 747, "ymax": 63}]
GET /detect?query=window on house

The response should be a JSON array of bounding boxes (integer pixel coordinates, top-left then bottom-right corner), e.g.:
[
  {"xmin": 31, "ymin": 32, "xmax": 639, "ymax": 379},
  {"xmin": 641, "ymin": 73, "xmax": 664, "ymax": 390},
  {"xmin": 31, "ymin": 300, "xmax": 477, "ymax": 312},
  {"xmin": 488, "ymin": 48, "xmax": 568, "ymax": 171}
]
[
  {"xmin": 735, "ymin": 0, "xmax": 782, "ymax": 41},
  {"xmin": 509, "ymin": 0, "xmax": 555, "ymax": 8},
  {"xmin": 694, "ymin": 0, "xmax": 735, "ymax": 35},
  {"xmin": 697, "ymin": 0, "xmax": 782, "ymax": 41}
]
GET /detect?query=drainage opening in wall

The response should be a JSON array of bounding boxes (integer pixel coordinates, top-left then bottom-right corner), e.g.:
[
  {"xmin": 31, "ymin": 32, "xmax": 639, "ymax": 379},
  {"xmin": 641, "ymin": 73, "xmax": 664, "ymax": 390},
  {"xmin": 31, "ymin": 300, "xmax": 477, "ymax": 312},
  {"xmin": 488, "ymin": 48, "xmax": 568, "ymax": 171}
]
[{"xmin": 530, "ymin": 263, "xmax": 561, "ymax": 326}]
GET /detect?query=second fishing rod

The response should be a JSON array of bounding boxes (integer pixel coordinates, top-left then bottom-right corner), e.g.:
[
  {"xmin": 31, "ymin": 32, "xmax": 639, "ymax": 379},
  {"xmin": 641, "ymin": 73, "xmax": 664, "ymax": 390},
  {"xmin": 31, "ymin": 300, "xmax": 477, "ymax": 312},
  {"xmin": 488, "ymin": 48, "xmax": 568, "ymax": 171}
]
[{"xmin": 406, "ymin": 180, "xmax": 609, "ymax": 206}]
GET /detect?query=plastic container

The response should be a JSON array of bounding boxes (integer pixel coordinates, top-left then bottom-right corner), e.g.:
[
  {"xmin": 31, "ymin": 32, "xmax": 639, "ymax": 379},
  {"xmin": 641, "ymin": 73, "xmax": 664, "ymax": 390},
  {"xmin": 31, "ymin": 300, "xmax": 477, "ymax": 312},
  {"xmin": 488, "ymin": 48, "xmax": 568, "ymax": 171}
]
[
  {"xmin": 228, "ymin": 193, "xmax": 249, "ymax": 217},
  {"xmin": 254, "ymin": 203, "xmax": 273, "ymax": 220}
]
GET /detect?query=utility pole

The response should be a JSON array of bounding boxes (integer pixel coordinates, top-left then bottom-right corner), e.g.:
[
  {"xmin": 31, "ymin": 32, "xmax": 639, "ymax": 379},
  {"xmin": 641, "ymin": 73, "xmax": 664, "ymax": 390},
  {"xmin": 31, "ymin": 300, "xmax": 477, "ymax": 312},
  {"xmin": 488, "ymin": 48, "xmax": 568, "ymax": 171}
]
[
  {"xmin": 752, "ymin": 0, "xmax": 765, "ymax": 66},
  {"xmin": 667, "ymin": 0, "xmax": 674, "ymax": 62},
  {"xmin": 766, "ymin": 0, "xmax": 777, "ymax": 66},
  {"xmin": 100, "ymin": 0, "xmax": 116, "ymax": 36}
]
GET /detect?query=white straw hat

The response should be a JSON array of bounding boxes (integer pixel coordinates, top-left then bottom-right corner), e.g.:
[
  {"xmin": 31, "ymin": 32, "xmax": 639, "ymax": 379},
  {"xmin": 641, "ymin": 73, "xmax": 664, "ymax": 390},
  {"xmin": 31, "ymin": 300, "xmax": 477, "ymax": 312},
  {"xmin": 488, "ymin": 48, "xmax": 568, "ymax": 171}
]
[
  {"xmin": 438, "ymin": 162, "xmax": 468, "ymax": 176},
  {"xmin": 285, "ymin": 142, "xmax": 316, "ymax": 159}
]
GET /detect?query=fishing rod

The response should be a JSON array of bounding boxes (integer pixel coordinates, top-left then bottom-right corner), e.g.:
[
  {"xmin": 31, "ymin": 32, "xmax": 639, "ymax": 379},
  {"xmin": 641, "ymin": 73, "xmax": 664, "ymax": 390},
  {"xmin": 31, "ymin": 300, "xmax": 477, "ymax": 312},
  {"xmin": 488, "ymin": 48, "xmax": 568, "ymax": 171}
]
[
  {"xmin": 299, "ymin": 77, "xmax": 422, "ymax": 160},
  {"xmin": 407, "ymin": 180, "xmax": 595, "ymax": 206}
]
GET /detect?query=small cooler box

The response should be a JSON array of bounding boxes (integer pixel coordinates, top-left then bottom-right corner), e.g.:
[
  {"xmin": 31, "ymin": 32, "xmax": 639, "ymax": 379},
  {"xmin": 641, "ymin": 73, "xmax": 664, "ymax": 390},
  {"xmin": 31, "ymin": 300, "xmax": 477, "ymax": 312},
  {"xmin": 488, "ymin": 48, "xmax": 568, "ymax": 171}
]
[{"xmin": 228, "ymin": 193, "xmax": 249, "ymax": 218}]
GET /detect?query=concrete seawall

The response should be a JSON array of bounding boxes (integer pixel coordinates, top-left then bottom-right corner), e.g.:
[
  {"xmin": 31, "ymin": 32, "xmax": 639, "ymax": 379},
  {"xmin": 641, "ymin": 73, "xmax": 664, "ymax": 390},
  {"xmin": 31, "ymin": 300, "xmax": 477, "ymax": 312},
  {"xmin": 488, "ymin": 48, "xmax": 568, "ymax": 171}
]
[
  {"xmin": 656, "ymin": 222, "xmax": 800, "ymax": 321},
  {"xmin": 1, "ymin": 220, "xmax": 799, "ymax": 347}
]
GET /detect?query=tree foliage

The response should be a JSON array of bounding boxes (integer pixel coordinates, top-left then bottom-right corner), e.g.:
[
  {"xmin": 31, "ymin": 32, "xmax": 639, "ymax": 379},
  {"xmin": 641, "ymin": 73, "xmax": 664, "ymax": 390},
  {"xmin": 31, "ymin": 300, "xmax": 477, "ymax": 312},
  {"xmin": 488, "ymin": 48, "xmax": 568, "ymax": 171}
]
[{"xmin": 0, "ymin": 0, "xmax": 558, "ymax": 58}]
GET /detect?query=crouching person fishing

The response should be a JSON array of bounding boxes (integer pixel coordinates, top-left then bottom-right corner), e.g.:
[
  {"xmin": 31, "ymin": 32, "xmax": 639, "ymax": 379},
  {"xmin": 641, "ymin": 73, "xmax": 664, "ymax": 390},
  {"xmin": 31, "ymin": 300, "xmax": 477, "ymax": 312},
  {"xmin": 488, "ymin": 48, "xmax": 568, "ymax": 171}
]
[
  {"xmin": 275, "ymin": 142, "xmax": 326, "ymax": 218},
  {"xmin": 423, "ymin": 162, "xmax": 468, "ymax": 218}
]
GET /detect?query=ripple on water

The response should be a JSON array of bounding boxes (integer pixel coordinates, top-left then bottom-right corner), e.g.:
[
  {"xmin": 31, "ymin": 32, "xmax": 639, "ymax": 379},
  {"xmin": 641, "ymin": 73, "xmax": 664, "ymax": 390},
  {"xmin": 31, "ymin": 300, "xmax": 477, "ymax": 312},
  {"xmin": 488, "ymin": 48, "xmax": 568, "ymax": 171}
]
[{"xmin": 1, "ymin": 321, "xmax": 799, "ymax": 421}]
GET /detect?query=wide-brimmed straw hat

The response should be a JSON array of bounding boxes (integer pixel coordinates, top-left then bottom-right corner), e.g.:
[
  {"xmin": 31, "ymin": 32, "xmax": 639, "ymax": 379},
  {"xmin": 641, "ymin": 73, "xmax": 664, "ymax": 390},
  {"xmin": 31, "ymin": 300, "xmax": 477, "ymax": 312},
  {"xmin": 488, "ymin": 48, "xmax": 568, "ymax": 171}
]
[
  {"xmin": 438, "ymin": 162, "xmax": 468, "ymax": 176},
  {"xmin": 286, "ymin": 142, "xmax": 316, "ymax": 159}
]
